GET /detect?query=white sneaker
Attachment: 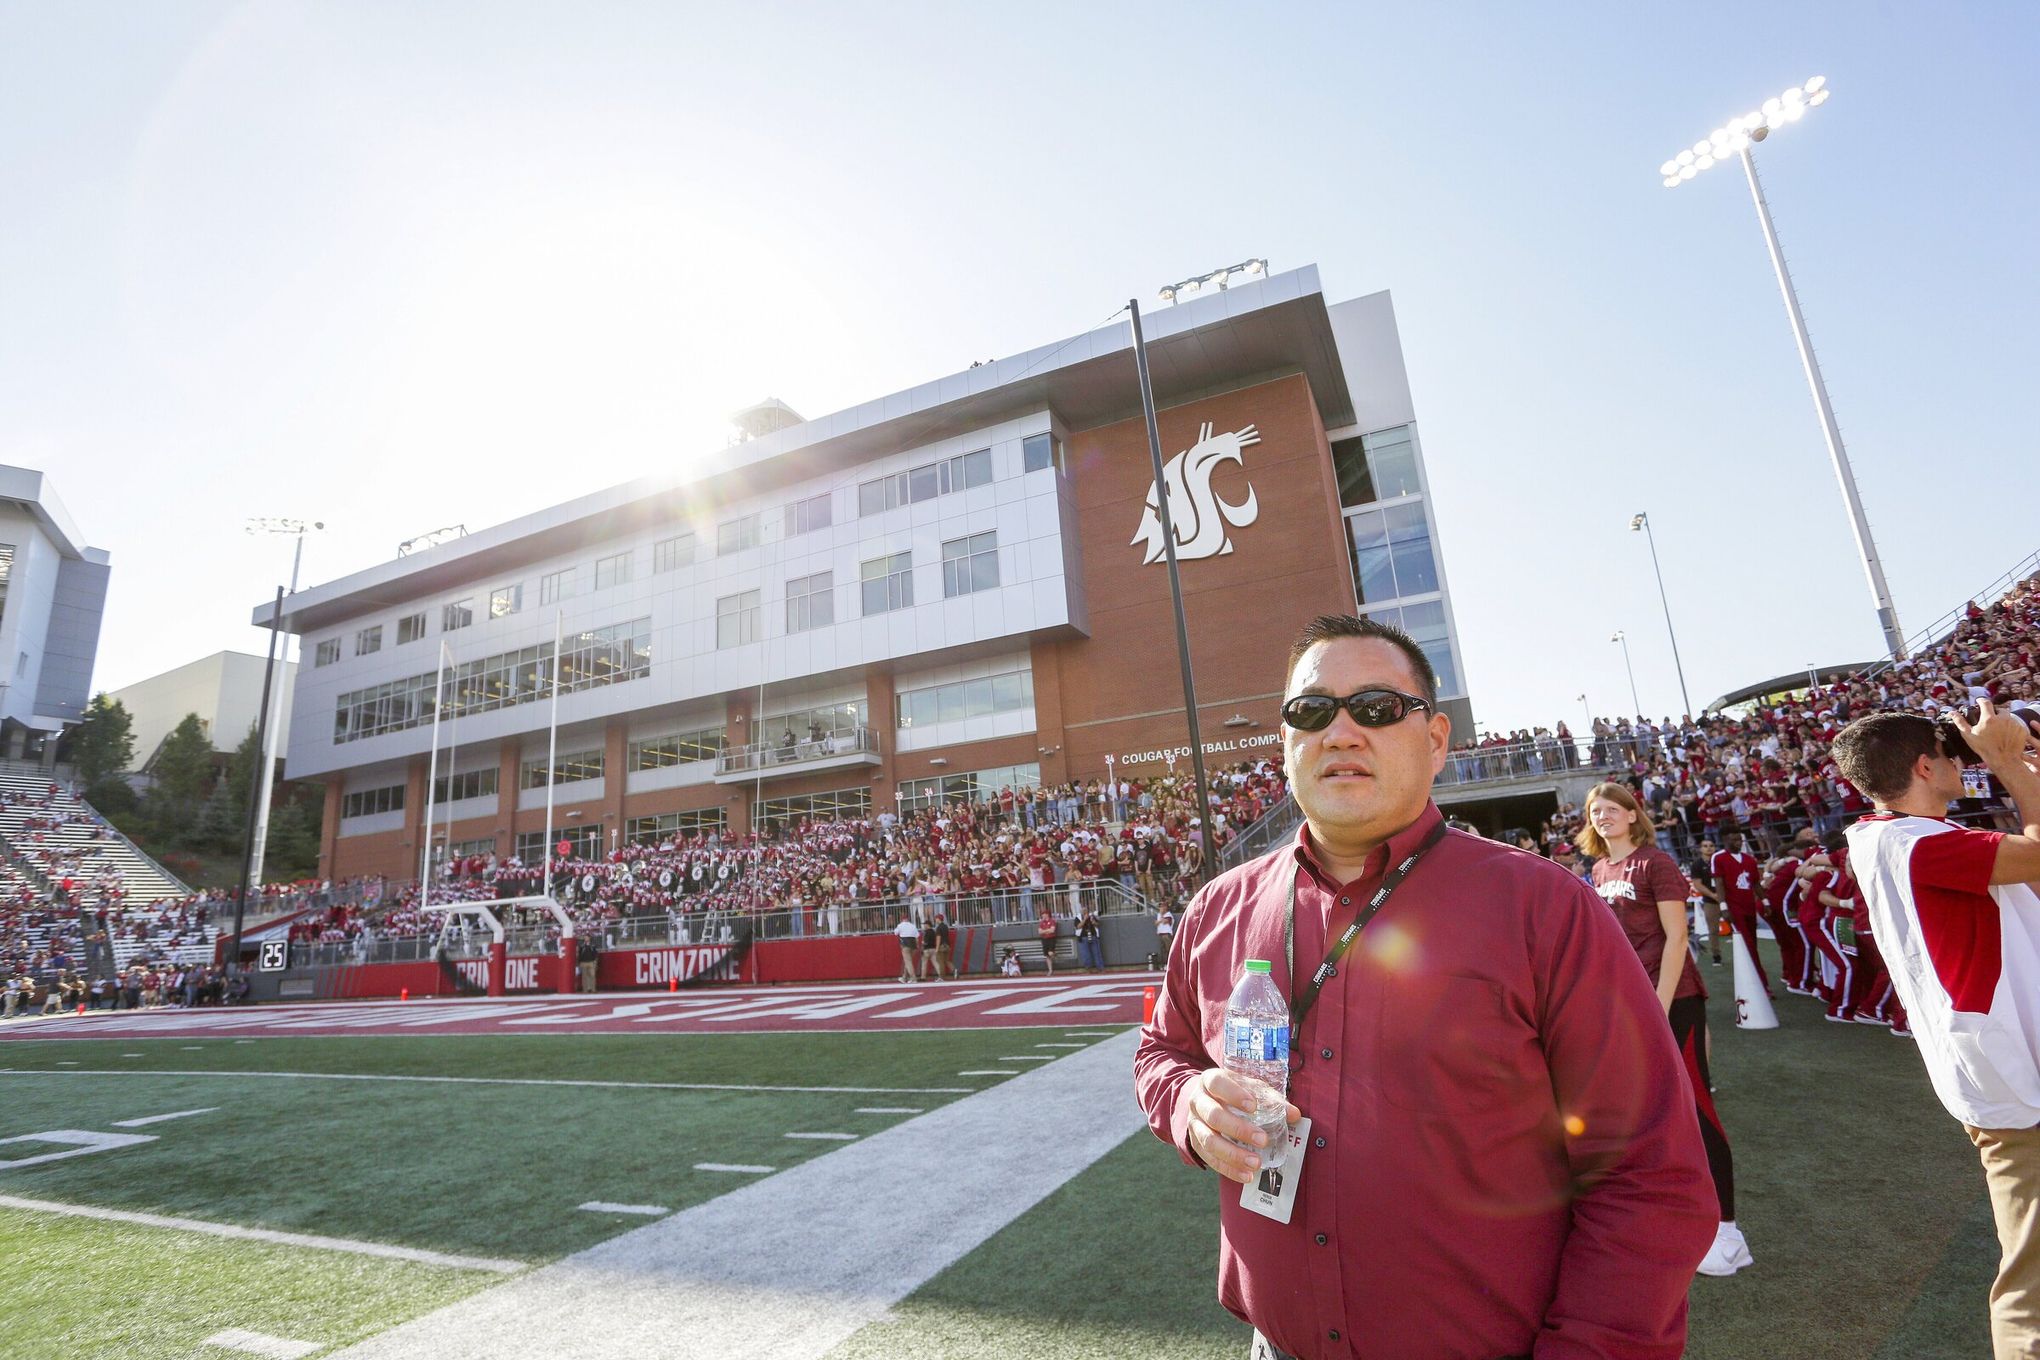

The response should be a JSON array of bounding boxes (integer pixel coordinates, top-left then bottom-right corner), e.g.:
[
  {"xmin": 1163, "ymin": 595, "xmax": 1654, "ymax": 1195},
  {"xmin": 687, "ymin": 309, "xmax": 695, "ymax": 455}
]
[{"xmin": 1696, "ymin": 1221, "xmax": 1753, "ymax": 1277}]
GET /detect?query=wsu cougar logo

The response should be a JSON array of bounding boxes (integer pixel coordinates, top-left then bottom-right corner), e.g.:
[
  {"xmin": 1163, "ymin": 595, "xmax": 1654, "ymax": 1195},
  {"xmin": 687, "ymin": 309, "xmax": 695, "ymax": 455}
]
[{"xmin": 1130, "ymin": 423, "xmax": 1261, "ymax": 565}]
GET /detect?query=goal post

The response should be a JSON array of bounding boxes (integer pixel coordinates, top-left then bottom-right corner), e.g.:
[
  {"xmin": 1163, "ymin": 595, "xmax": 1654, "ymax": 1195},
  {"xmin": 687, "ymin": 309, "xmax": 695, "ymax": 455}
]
[{"xmin": 420, "ymin": 895, "xmax": 576, "ymax": 997}]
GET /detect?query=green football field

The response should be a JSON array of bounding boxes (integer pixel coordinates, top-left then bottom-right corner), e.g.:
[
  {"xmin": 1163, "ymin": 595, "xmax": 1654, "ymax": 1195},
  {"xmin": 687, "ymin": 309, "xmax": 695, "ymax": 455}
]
[{"xmin": 0, "ymin": 944, "xmax": 2002, "ymax": 1359}]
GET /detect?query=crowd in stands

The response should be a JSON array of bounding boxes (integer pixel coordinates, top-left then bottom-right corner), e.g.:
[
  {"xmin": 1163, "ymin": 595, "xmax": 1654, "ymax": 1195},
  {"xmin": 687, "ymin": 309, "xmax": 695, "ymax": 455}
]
[{"xmin": 292, "ymin": 761, "xmax": 1292, "ymax": 953}]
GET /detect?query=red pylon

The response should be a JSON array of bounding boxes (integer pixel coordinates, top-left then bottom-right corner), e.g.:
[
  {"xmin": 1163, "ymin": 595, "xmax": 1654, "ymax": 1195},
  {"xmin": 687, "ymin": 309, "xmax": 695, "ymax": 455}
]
[
  {"xmin": 1142, "ymin": 986, "xmax": 1157, "ymax": 1024},
  {"xmin": 400, "ymin": 987, "xmax": 409, "ymax": 1002}
]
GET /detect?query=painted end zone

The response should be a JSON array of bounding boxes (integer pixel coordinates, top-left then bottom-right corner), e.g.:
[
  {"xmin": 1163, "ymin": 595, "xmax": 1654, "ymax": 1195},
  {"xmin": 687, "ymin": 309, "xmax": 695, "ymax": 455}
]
[{"xmin": 0, "ymin": 976, "xmax": 1159, "ymax": 1039}]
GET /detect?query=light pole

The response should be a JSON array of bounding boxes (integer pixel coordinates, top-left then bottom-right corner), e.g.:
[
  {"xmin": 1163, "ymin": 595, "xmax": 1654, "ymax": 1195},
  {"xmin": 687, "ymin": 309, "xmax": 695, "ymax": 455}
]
[
  {"xmin": 243, "ymin": 518, "xmax": 322, "ymax": 886},
  {"xmin": 1659, "ymin": 78, "xmax": 1905, "ymax": 659},
  {"xmin": 1611, "ymin": 631, "xmax": 1642, "ymax": 715},
  {"xmin": 1629, "ymin": 512, "xmax": 1692, "ymax": 718}
]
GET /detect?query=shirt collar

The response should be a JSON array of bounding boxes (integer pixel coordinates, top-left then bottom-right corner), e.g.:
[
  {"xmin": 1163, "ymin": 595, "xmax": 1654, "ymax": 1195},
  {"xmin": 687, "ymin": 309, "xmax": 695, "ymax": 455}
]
[{"xmin": 1291, "ymin": 800, "xmax": 1445, "ymax": 891}]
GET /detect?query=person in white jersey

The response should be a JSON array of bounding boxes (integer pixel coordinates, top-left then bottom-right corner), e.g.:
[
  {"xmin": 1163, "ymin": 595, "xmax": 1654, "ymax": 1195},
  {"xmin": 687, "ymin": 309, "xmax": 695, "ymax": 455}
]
[{"xmin": 1834, "ymin": 701, "xmax": 2040, "ymax": 1360}]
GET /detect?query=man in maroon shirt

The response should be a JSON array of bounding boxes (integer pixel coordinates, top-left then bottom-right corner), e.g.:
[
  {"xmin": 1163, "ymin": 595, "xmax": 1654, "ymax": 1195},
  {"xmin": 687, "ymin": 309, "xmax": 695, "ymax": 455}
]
[{"xmin": 1135, "ymin": 614, "xmax": 1715, "ymax": 1360}]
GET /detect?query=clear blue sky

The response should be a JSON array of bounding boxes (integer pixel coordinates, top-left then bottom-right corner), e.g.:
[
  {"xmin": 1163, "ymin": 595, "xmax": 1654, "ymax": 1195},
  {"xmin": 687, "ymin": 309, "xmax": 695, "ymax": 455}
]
[{"xmin": 3, "ymin": 1, "xmax": 2034, "ymax": 733}]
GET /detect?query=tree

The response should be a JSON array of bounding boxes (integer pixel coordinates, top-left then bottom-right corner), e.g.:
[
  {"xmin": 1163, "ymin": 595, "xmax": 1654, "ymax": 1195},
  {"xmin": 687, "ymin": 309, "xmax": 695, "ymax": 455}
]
[
  {"xmin": 144, "ymin": 714, "xmax": 214, "ymax": 842},
  {"xmin": 265, "ymin": 797, "xmax": 321, "ymax": 881},
  {"xmin": 226, "ymin": 721, "xmax": 262, "ymax": 824},
  {"xmin": 195, "ymin": 780, "xmax": 241, "ymax": 856},
  {"xmin": 65, "ymin": 693, "xmax": 135, "ymax": 790}
]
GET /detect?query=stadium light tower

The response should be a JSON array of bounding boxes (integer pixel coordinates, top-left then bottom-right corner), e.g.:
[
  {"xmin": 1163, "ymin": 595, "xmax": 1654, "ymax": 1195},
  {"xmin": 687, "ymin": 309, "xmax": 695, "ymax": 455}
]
[
  {"xmin": 1659, "ymin": 77, "xmax": 1906, "ymax": 660},
  {"xmin": 1611, "ymin": 631, "xmax": 1642, "ymax": 716},
  {"xmin": 1629, "ymin": 512, "xmax": 1692, "ymax": 718}
]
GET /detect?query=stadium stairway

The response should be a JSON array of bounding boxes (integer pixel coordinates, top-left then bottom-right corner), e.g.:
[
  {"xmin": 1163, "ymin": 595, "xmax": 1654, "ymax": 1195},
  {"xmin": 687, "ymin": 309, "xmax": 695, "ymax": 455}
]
[{"xmin": 0, "ymin": 763, "xmax": 192, "ymax": 907}]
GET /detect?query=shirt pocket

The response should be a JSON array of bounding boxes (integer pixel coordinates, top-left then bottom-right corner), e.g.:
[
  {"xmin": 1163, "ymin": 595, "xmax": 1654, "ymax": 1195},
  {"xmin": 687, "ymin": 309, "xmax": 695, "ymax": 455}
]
[{"xmin": 1368, "ymin": 973, "xmax": 1517, "ymax": 1115}]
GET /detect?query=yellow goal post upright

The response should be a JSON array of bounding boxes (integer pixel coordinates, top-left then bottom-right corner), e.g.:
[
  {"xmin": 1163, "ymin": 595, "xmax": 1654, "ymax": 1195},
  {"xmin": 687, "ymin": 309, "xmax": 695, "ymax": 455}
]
[{"xmin": 419, "ymin": 895, "xmax": 578, "ymax": 996}]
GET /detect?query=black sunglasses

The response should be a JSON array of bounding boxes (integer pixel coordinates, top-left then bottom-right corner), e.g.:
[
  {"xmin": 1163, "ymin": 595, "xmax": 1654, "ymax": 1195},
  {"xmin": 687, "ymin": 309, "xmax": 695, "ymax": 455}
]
[{"xmin": 1280, "ymin": 688, "xmax": 1433, "ymax": 733}]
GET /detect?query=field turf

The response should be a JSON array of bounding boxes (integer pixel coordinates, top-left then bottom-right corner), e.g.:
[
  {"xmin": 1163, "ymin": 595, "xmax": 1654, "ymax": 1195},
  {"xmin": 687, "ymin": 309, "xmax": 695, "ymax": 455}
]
[{"xmin": 0, "ymin": 943, "xmax": 2006, "ymax": 1358}]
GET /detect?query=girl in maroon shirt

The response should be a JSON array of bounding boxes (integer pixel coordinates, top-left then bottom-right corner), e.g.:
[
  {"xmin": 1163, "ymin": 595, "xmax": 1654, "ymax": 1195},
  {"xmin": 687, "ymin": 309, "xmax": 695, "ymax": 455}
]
[{"xmin": 1579, "ymin": 780, "xmax": 1750, "ymax": 1277}]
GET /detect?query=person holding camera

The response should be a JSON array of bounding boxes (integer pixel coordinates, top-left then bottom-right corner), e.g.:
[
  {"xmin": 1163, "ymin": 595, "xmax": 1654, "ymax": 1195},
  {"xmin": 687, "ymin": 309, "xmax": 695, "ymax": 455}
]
[{"xmin": 1834, "ymin": 700, "xmax": 2040, "ymax": 1359}]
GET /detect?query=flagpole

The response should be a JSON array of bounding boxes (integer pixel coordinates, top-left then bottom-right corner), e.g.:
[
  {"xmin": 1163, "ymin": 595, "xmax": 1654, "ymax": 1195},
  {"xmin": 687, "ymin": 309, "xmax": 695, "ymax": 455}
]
[
  {"xmin": 420, "ymin": 640, "xmax": 449, "ymax": 911},
  {"xmin": 543, "ymin": 609, "xmax": 563, "ymax": 901}
]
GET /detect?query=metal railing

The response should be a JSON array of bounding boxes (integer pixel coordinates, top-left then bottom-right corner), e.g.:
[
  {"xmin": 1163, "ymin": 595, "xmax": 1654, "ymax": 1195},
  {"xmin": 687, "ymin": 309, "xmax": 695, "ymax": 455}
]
[
  {"xmin": 1857, "ymin": 549, "xmax": 2040, "ymax": 686},
  {"xmin": 718, "ymin": 725, "xmax": 880, "ymax": 775},
  {"xmin": 289, "ymin": 880, "xmax": 1157, "ymax": 968},
  {"xmin": 1217, "ymin": 793, "xmax": 1303, "ymax": 872},
  {"xmin": 1437, "ymin": 737, "xmax": 1619, "ymax": 787}
]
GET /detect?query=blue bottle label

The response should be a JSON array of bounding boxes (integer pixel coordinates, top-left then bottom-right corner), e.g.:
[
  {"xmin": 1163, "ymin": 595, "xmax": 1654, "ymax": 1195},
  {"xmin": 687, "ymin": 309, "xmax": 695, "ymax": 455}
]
[{"xmin": 1224, "ymin": 1016, "xmax": 1290, "ymax": 1063}]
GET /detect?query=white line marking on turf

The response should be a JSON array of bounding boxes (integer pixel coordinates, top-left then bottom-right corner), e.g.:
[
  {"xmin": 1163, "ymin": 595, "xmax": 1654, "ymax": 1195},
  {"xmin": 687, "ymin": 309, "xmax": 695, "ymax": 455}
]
[
  {"xmin": 1035, "ymin": 1042, "xmax": 1085, "ymax": 1048},
  {"xmin": 693, "ymin": 1163, "xmax": 775, "ymax": 1174},
  {"xmin": 202, "ymin": 1328, "xmax": 321, "ymax": 1358},
  {"xmin": 0, "ymin": 1194, "xmax": 525, "ymax": 1272},
  {"xmin": 957, "ymin": 1070, "xmax": 1014, "ymax": 1076},
  {"xmin": 0, "ymin": 1130, "xmax": 156, "ymax": 1169},
  {"xmin": 324, "ymin": 1030, "xmax": 1146, "ymax": 1360},
  {"xmin": 121, "ymin": 1053, "xmax": 142, "ymax": 1058},
  {"xmin": 578, "ymin": 1202, "xmax": 669, "ymax": 1216},
  {"xmin": 997, "ymin": 1055, "xmax": 1054, "ymax": 1062},
  {"xmin": 853, "ymin": 1107, "xmax": 923, "ymax": 1115},
  {"xmin": 783, "ymin": 1132, "xmax": 856, "ymax": 1141},
  {"xmin": 1065, "ymin": 1031, "xmax": 1119, "ymax": 1036},
  {"xmin": 180, "ymin": 1046, "xmax": 203, "ymax": 1050},
  {"xmin": 55, "ymin": 1060, "xmax": 77, "ymax": 1065},
  {"xmin": 0, "ymin": 1069, "xmax": 973, "ymax": 1095},
  {"xmin": 111, "ymin": 1107, "xmax": 218, "ymax": 1128}
]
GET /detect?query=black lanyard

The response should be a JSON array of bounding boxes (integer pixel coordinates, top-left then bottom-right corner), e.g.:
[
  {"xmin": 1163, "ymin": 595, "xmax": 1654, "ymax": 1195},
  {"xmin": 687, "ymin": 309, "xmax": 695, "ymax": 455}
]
[{"xmin": 1283, "ymin": 819, "xmax": 1448, "ymax": 1041}]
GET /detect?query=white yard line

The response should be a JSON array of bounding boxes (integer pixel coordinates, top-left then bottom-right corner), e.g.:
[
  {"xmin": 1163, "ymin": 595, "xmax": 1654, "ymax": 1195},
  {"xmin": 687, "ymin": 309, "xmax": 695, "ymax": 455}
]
[
  {"xmin": 852, "ymin": 1107, "xmax": 922, "ymax": 1115},
  {"xmin": 577, "ymin": 1202, "xmax": 668, "ymax": 1216},
  {"xmin": 693, "ymin": 1163, "xmax": 775, "ymax": 1174},
  {"xmin": 202, "ymin": 1329, "xmax": 320, "ymax": 1359},
  {"xmin": 956, "ymin": 1070, "xmax": 1015, "ymax": 1077},
  {"xmin": 0, "ymin": 1194, "xmax": 525, "ymax": 1273},
  {"xmin": 997, "ymin": 1055, "xmax": 1055, "ymax": 1062},
  {"xmin": 327, "ymin": 1030, "xmax": 1145, "ymax": 1360},
  {"xmin": 111, "ymin": 1107, "xmax": 218, "ymax": 1128},
  {"xmin": 782, "ymin": 1132, "xmax": 855, "ymax": 1141},
  {"xmin": 1035, "ymin": 1042, "xmax": 1086, "ymax": 1048},
  {"xmin": 0, "ymin": 1069, "xmax": 972, "ymax": 1095}
]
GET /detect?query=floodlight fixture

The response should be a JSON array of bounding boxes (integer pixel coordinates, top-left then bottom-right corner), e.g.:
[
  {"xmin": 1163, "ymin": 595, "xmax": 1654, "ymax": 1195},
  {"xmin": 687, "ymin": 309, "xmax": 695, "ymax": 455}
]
[{"xmin": 1158, "ymin": 258, "xmax": 1272, "ymax": 304}]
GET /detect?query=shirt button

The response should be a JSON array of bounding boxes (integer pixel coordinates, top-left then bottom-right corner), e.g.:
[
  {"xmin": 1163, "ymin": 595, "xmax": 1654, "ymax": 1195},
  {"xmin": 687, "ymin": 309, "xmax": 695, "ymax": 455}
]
[
  {"xmin": 1314, "ymin": 1232, "xmax": 1328, "ymax": 1245},
  {"xmin": 1329, "ymin": 1331, "xmax": 1341, "ymax": 1342},
  {"xmin": 1320, "ymin": 1047, "xmax": 1333, "ymax": 1060},
  {"xmin": 1314, "ymin": 1136, "xmax": 1326, "ymax": 1149}
]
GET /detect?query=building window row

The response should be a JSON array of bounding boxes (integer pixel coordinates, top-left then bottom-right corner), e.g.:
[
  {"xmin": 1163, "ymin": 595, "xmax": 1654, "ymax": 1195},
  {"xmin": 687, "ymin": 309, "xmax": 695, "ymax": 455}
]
[
  {"xmin": 755, "ymin": 786, "xmax": 870, "ymax": 836},
  {"xmin": 857, "ymin": 447, "xmax": 991, "ymax": 517},
  {"xmin": 431, "ymin": 768, "xmax": 498, "ymax": 804},
  {"xmin": 315, "ymin": 639, "xmax": 342, "ymax": 667},
  {"xmin": 331, "ymin": 618, "xmax": 651, "ymax": 744},
  {"xmin": 627, "ymin": 809, "xmax": 728, "ymax": 845},
  {"xmin": 895, "ymin": 669, "xmax": 1033, "ymax": 729},
  {"xmin": 520, "ymin": 749, "xmax": 606, "ymax": 790},
  {"xmin": 941, "ymin": 532, "xmax": 999, "ymax": 598},
  {"xmin": 629, "ymin": 726, "xmax": 726, "ymax": 771},
  {"xmin": 898, "ymin": 761, "xmax": 1041, "ymax": 814},
  {"xmin": 516, "ymin": 826, "xmax": 602, "ymax": 863},
  {"xmin": 1358, "ymin": 598, "xmax": 1462, "ymax": 698},
  {"xmin": 340, "ymin": 784, "xmax": 405, "ymax": 819},
  {"xmin": 1349, "ymin": 502, "xmax": 1438, "ymax": 605},
  {"xmin": 446, "ymin": 836, "xmax": 494, "ymax": 861},
  {"xmin": 761, "ymin": 701, "xmax": 867, "ymax": 746}
]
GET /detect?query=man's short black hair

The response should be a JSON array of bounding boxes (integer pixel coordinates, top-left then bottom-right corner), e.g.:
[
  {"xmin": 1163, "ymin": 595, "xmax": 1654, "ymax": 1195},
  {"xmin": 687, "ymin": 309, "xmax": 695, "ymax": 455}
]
[
  {"xmin": 1285, "ymin": 614, "xmax": 1438, "ymax": 704},
  {"xmin": 1831, "ymin": 710, "xmax": 1941, "ymax": 804}
]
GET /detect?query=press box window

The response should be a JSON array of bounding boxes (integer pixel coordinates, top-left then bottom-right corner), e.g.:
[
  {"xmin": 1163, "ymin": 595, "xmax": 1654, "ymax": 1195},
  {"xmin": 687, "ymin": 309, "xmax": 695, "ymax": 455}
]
[
  {"xmin": 786, "ymin": 571, "xmax": 833, "ymax": 633},
  {"xmin": 716, "ymin": 590, "xmax": 761, "ymax": 648},
  {"xmin": 397, "ymin": 613, "xmax": 426, "ymax": 645},
  {"xmin": 654, "ymin": 534, "xmax": 695, "ymax": 573},
  {"xmin": 355, "ymin": 626, "xmax": 382, "ymax": 657},
  {"xmin": 1022, "ymin": 433, "xmax": 1062, "ymax": 474},
  {"xmin": 442, "ymin": 599, "xmax": 475, "ymax": 632},
  {"xmin": 314, "ymin": 639, "xmax": 341, "ymax": 667},
  {"xmin": 490, "ymin": 584, "xmax": 523, "ymax": 619},
  {"xmin": 857, "ymin": 448, "xmax": 992, "ymax": 516},
  {"xmin": 717, "ymin": 515, "xmax": 759, "ymax": 555},
  {"xmin": 540, "ymin": 570, "xmax": 575, "ymax": 605},
  {"xmin": 860, "ymin": 552, "xmax": 913, "ymax": 615},
  {"xmin": 783, "ymin": 494, "xmax": 831, "ymax": 538},
  {"xmin": 594, "ymin": 553, "xmax": 633, "ymax": 591}
]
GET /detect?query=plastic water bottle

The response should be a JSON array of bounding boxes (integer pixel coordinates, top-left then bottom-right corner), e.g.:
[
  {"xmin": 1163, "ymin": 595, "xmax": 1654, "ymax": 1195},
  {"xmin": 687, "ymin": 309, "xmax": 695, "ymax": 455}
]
[{"xmin": 1223, "ymin": 959, "xmax": 1292, "ymax": 1169}]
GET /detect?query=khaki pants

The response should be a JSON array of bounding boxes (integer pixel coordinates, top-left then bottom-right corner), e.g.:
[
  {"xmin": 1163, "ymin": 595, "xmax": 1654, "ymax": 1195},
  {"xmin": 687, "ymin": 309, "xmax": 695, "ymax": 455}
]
[{"xmin": 1969, "ymin": 1122, "xmax": 2040, "ymax": 1360}]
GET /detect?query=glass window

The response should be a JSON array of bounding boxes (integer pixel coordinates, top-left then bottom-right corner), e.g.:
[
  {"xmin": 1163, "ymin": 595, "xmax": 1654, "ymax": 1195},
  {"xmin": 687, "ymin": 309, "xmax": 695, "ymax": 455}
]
[
  {"xmin": 397, "ymin": 613, "xmax": 426, "ymax": 645},
  {"xmin": 941, "ymin": 531, "xmax": 998, "ymax": 598},
  {"xmin": 520, "ymin": 749, "xmax": 605, "ymax": 789},
  {"xmin": 654, "ymin": 533, "xmax": 695, "ymax": 573},
  {"xmin": 753, "ymin": 787, "xmax": 871, "ymax": 836},
  {"xmin": 540, "ymin": 569, "xmax": 575, "ymax": 605},
  {"xmin": 1385, "ymin": 502, "xmax": 1438, "ymax": 596},
  {"xmin": 1348, "ymin": 511, "xmax": 1395, "ymax": 605},
  {"xmin": 442, "ymin": 599, "xmax": 474, "ymax": 632},
  {"xmin": 717, "ymin": 515, "xmax": 759, "ymax": 555},
  {"xmin": 963, "ymin": 677, "xmax": 994, "ymax": 718},
  {"xmin": 517, "ymin": 826, "xmax": 602, "ymax": 862},
  {"xmin": 906, "ymin": 464, "xmax": 940, "ymax": 503},
  {"xmin": 630, "ymin": 726, "xmax": 725, "ymax": 770},
  {"xmin": 432, "ymin": 768, "xmax": 498, "ymax": 803},
  {"xmin": 490, "ymin": 584, "xmax": 522, "ymax": 619},
  {"xmin": 594, "ymin": 553, "xmax": 633, "ymax": 591},
  {"xmin": 340, "ymin": 785, "xmax": 405, "ymax": 819},
  {"xmin": 355, "ymin": 626, "xmax": 382, "ymax": 656},
  {"xmin": 896, "ymin": 668, "xmax": 1033, "ymax": 729},
  {"xmin": 1330, "ymin": 436, "xmax": 1375, "ymax": 508},
  {"xmin": 786, "ymin": 571, "xmax": 834, "ymax": 633},
  {"xmin": 1365, "ymin": 427, "xmax": 1421, "ymax": 500},
  {"xmin": 783, "ymin": 494, "xmax": 831, "ymax": 538},
  {"xmin": 315, "ymin": 639, "xmax": 341, "ymax": 667},
  {"xmin": 958, "ymin": 448, "xmax": 992, "ymax": 488},
  {"xmin": 1022, "ymin": 433, "xmax": 1056, "ymax": 474},
  {"xmin": 627, "ymin": 809, "xmax": 726, "ymax": 844},
  {"xmin": 716, "ymin": 590, "xmax": 761, "ymax": 649},
  {"xmin": 860, "ymin": 552, "xmax": 913, "ymax": 615}
]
